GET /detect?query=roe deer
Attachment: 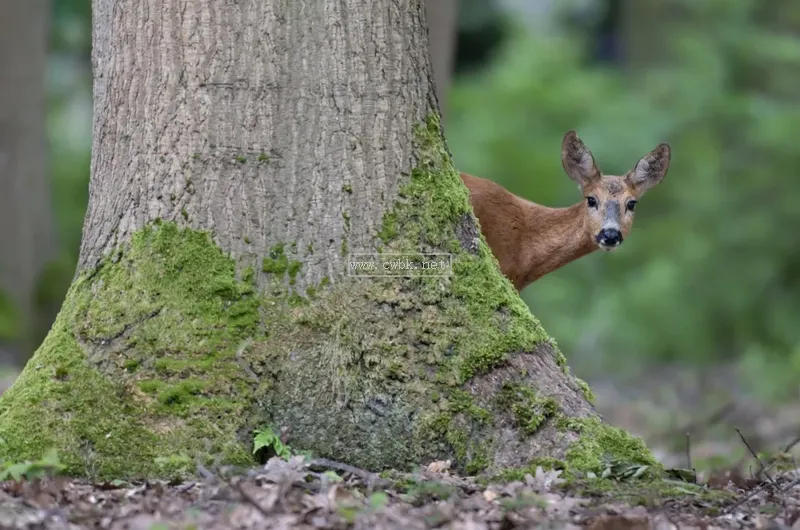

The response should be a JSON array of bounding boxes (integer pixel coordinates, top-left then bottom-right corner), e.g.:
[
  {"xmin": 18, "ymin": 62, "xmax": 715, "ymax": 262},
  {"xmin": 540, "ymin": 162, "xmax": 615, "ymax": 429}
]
[{"xmin": 461, "ymin": 130, "xmax": 671, "ymax": 291}]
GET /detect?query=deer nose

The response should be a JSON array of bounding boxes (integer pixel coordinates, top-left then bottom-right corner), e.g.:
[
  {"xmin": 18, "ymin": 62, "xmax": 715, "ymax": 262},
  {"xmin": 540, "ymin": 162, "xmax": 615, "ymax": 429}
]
[{"xmin": 597, "ymin": 228, "xmax": 623, "ymax": 246}]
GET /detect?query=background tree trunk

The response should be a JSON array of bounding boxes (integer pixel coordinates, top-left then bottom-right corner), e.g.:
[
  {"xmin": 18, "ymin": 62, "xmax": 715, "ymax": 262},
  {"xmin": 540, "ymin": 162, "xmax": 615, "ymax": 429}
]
[
  {"xmin": 426, "ymin": 0, "xmax": 458, "ymax": 124},
  {"xmin": 0, "ymin": 0, "xmax": 55, "ymax": 366},
  {"xmin": 0, "ymin": 0, "xmax": 655, "ymax": 480}
]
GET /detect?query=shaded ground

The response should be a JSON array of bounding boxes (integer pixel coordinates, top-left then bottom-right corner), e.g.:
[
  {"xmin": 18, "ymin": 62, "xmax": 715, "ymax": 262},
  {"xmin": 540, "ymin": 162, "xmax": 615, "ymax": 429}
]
[
  {"xmin": 1, "ymin": 455, "xmax": 799, "ymax": 529},
  {"xmin": 589, "ymin": 362, "xmax": 800, "ymax": 478}
]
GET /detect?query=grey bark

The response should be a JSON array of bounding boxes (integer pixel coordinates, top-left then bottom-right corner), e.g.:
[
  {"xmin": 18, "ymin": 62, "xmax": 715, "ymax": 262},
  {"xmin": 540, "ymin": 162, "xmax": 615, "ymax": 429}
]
[
  {"xmin": 83, "ymin": 0, "xmax": 438, "ymax": 294},
  {"xmin": 426, "ymin": 0, "xmax": 458, "ymax": 123},
  {"xmin": 0, "ymin": 0, "xmax": 54, "ymax": 365}
]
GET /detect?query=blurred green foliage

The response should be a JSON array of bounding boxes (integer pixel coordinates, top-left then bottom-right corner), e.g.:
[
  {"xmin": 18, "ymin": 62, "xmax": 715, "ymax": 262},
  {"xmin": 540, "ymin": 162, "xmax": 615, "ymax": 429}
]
[
  {"xmin": 446, "ymin": 0, "xmax": 800, "ymax": 396},
  {"xmin": 0, "ymin": 292, "xmax": 20, "ymax": 341}
]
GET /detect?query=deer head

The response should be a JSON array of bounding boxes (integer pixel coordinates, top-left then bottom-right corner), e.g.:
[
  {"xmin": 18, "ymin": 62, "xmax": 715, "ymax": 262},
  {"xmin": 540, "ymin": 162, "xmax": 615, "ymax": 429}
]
[{"xmin": 561, "ymin": 130, "xmax": 671, "ymax": 251}]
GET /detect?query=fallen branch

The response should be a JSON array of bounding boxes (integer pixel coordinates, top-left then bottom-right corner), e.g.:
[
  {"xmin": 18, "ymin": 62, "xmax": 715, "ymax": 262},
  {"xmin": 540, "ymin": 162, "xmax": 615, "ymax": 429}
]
[{"xmin": 308, "ymin": 458, "xmax": 391, "ymax": 490}]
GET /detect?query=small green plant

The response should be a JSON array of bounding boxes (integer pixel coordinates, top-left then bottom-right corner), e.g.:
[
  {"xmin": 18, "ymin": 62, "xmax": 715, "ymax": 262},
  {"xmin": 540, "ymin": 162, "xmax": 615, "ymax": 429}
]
[
  {"xmin": 0, "ymin": 448, "xmax": 65, "ymax": 481},
  {"xmin": 335, "ymin": 490, "xmax": 391, "ymax": 523},
  {"xmin": 252, "ymin": 426, "xmax": 291, "ymax": 461}
]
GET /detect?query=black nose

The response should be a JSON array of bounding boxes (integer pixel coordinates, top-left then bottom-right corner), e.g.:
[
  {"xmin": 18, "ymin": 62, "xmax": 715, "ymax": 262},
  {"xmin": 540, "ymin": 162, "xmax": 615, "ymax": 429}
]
[{"xmin": 597, "ymin": 228, "xmax": 623, "ymax": 246}]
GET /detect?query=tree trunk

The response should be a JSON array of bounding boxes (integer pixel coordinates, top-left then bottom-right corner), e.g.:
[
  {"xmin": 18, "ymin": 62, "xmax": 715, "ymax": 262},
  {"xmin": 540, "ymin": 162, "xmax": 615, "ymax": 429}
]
[
  {"xmin": 426, "ymin": 0, "xmax": 458, "ymax": 124},
  {"xmin": 0, "ymin": 0, "xmax": 54, "ymax": 366},
  {"xmin": 0, "ymin": 0, "xmax": 656, "ymax": 480}
]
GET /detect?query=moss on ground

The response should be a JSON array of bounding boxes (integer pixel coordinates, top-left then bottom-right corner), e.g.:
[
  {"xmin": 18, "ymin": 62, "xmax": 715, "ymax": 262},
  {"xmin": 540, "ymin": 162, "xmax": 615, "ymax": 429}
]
[
  {"xmin": 488, "ymin": 414, "xmax": 660, "ymax": 485},
  {"xmin": 557, "ymin": 416, "xmax": 658, "ymax": 474},
  {"xmin": 0, "ymin": 113, "xmax": 641, "ymax": 480},
  {"xmin": 563, "ymin": 475, "xmax": 736, "ymax": 509}
]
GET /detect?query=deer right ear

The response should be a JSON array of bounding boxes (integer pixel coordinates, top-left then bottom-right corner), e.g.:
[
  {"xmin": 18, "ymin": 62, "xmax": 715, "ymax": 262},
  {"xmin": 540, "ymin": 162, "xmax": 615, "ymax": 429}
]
[
  {"xmin": 561, "ymin": 130, "xmax": 600, "ymax": 188},
  {"xmin": 626, "ymin": 143, "xmax": 671, "ymax": 194}
]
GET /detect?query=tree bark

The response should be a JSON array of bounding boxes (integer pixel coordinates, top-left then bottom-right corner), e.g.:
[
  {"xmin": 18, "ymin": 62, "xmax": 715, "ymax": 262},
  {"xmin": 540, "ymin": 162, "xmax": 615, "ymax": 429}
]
[
  {"xmin": 0, "ymin": 0, "xmax": 656, "ymax": 480},
  {"xmin": 0, "ymin": 0, "xmax": 54, "ymax": 366},
  {"xmin": 426, "ymin": 0, "xmax": 458, "ymax": 124}
]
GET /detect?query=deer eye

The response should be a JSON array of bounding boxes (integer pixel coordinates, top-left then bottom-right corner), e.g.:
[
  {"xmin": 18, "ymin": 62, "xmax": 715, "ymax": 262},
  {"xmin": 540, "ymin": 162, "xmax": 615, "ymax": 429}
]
[
  {"xmin": 586, "ymin": 196, "xmax": 598, "ymax": 208},
  {"xmin": 626, "ymin": 200, "xmax": 637, "ymax": 211}
]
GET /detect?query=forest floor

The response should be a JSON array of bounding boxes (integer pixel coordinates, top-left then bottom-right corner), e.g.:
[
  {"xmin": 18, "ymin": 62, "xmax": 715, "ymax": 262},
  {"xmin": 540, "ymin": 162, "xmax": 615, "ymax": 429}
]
[{"xmin": 1, "ymin": 364, "xmax": 799, "ymax": 529}]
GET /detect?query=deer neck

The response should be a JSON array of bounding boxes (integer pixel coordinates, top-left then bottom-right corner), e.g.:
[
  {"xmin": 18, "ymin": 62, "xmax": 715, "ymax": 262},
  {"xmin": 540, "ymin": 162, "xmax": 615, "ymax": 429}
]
[{"xmin": 521, "ymin": 201, "xmax": 597, "ymax": 286}]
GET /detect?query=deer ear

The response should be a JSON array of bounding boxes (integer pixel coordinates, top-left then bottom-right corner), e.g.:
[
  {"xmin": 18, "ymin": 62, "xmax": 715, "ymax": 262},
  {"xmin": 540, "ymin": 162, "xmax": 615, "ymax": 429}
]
[
  {"xmin": 561, "ymin": 130, "xmax": 600, "ymax": 187},
  {"xmin": 626, "ymin": 143, "xmax": 671, "ymax": 194}
]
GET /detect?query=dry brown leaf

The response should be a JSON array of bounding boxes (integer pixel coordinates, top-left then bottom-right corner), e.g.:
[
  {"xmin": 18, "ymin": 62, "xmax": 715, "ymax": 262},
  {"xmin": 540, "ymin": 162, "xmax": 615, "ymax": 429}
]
[{"xmin": 425, "ymin": 460, "xmax": 452, "ymax": 474}]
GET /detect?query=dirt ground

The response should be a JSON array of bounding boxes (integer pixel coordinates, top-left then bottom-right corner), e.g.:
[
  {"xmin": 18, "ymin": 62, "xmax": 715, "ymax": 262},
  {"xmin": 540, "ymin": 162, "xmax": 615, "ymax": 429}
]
[{"xmin": 1, "ymin": 455, "xmax": 799, "ymax": 529}]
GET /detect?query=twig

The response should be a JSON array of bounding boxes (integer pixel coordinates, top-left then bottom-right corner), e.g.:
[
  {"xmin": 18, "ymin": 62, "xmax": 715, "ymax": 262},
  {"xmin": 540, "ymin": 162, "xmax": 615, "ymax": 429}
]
[
  {"xmin": 308, "ymin": 458, "xmax": 390, "ymax": 490},
  {"xmin": 783, "ymin": 433, "xmax": 800, "ymax": 454},
  {"xmin": 735, "ymin": 428, "xmax": 776, "ymax": 486},
  {"xmin": 721, "ymin": 482, "xmax": 765, "ymax": 515},
  {"xmin": 685, "ymin": 432, "xmax": 693, "ymax": 471},
  {"xmin": 778, "ymin": 476, "xmax": 800, "ymax": 494}
]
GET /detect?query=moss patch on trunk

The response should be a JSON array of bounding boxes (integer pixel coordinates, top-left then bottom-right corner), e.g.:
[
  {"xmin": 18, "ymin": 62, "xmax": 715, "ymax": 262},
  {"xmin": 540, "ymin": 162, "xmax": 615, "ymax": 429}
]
[{"xmin": 0, "ymin": 221, "xmax": 259, "ymax": 478}]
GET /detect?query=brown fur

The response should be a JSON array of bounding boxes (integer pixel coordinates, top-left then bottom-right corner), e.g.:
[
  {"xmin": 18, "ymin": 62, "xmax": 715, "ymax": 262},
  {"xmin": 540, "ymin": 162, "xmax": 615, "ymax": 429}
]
[{"xmin": 461, "ymin": 130, "xmax": 671, "ymax": 291}]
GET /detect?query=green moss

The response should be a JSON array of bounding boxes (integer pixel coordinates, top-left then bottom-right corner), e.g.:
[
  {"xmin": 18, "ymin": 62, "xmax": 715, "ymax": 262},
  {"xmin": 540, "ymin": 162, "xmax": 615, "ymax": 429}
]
[
  {"xmin": 565, "ymin": 476, "xmax": 735, "ymax": 506},
  {"xmin": 287, "ymin": 261, "xmax": 302, "ymax": 285},
  {"xmin": 416, "ymin": 389, "xmax": 492, "ymax": 474},
  {"xmin": 241, "ymin": 266, "xmax": 255, "ymax": 284},
  {"xmin": 342, "ymin": 184, "xmax": 352, "ymax": 194},
  {"xmin": 380, "ymin": 115, "xmax": 548, "ymax": 383},
  {"xmin": 486, "ymin": 414, "xmax": 660, "ymax": 484},
  {"xmin": 262, "ymin": 242, "xmax": 302, "ymax": 286},
  {"xmin": 0, "ymin": 222, "xmax": 260, "ymax": 479},
  {"xmin": 377, "ymin": 212, "xmax": 398, "ymax": 244},
  {"xmin": 257, "ymin": 152, "xmax": 270, "ymax": 162},
  {"xmin": 496, "ymin": 382, "xmax": 558, "ymax": 436},
  {"xmin": 262, "ymin": 243, "xmax": 289, "ymax": 274},
  {"xmin": 236, "ymin": 155, "xmax": 247, "ymax": 164},
  {"xmin": 574, "ymin": 376, "xmax": 595, "ymax": 404},
  {"xmin": 559, "ymin": 416, "xmax": 658, "ymax": 474},
  {"xmin": 157, "ymin": 379, "xmax": 207, "ymax": 407},
  {"xmin": 124, "ymin": 358, "xmax": 139, "ymax": 371}
]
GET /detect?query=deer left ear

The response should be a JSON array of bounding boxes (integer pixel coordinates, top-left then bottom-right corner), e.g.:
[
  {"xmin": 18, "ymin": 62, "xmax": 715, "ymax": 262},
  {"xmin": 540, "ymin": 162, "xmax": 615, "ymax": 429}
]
[
  {"xmin": 626, "ymin": 143, "xmax": 671, "ymax": 194},
  {"xmin": 561, "ymin": 130, "xmax": 601, "ymax": 188}
]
